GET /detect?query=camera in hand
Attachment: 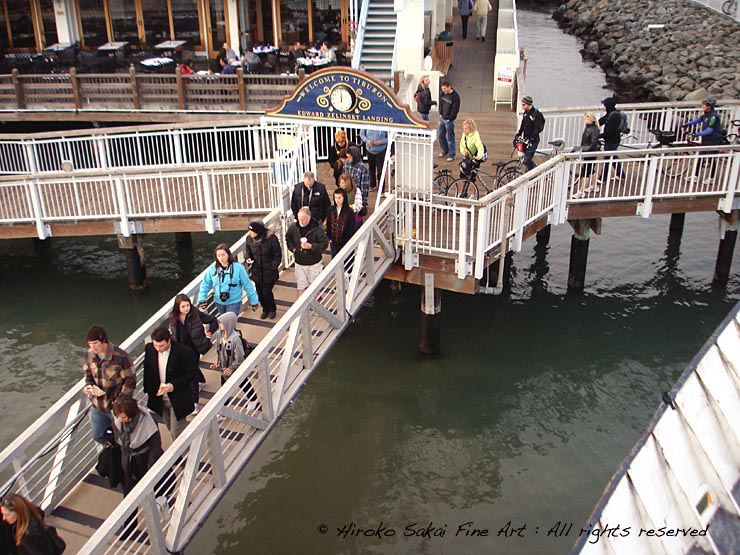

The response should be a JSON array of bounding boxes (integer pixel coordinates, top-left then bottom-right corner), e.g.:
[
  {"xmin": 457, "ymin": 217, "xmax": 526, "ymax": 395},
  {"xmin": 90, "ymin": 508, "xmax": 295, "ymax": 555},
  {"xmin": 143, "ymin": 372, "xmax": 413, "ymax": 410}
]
[{"xmin": 219, "ymin": 292, "xmax": 229, "ymax": 302}]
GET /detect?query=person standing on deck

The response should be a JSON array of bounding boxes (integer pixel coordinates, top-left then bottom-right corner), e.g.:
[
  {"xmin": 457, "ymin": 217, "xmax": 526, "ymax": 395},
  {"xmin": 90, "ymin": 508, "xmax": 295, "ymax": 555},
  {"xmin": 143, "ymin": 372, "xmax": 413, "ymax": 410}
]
[
  {"xmin": 359, "ymin": 128, "xmax": 388, "ymax": 192},
  {"xmin": 597, "ymin": 96, "xmax": 625, "ymax": 184},
  {"xmin": 515, "ymin": 95, "xmax": 545, "ymax": 172},
  {"xmin": 683, "ymin": 97, "xmax": 724, "ymax": 183},
  {"xmin": 82, "ymin": 325, "xmax": 136, "ymax": 445},
  {"xmin": 414, "ymin": 75, "xmax": 435, "ymax": 121},
  {"xmin": 438, "ymin": 80, "xmax": 461, "ymax": 162}
]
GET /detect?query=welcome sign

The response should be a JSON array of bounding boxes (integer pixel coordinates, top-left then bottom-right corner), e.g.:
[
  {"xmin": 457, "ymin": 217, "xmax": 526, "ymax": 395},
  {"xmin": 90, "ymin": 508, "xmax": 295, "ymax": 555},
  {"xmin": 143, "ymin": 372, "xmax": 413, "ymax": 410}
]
[{"xmin": 265, "ymin": 68, "xmax": 427, "ymax": 130}]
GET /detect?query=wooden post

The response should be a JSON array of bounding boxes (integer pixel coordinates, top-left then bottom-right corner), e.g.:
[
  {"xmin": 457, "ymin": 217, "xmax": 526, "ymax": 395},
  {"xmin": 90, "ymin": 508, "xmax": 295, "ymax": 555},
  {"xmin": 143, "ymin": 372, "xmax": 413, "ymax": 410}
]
[
  {"xmin": 567, "ymin": 219, "xmax": 591, "ymax": 291},
  {"xmin": 669, "ymin": 213, "xmax": 685, "ymax": 236},
  {"xmin": 393, "ymin": 71, "xmax": 400, "ymax": 93},
  {"xmin": 118, "ymin": 234, "xmax": 147, "ymax": 290},
  {"xmin": 419, "ymin": 273, "xmax": 441, "ymax": 354},
  {"xmin": 298, "ymin": 68, "xmax": 306, "ymax": 83},
  {"xmin": 714, "ymin": 210, "xmax": 739, "ymax": 284},
  {"xmin": 11, "ymin": 69, "xmax": 24, "ymax": 109},
  {"xmin": 69, "ymin": 67, "xmax": 81, "ymax": 109},
  {"xmin": 237, "ymin": 67, "xmax": 246, "ymax": 111},
  {"xmin": 536, "ymin": 224, "xmax": 551, "ymax": 245},
  {"xmin": 175, "ymin": 66, "xmax": 185, "ymax": 109},
  {"xmin": 129, "ymin": 65, "xmax": 141, "ymax": 110}
]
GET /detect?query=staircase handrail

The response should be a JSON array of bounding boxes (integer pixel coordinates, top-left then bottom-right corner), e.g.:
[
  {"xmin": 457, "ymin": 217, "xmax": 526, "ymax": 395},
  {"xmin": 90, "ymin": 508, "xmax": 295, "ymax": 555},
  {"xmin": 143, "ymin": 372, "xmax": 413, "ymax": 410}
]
[{"xmin": 351, "ymin": 0, "xmax": 370, "ymax": 68}]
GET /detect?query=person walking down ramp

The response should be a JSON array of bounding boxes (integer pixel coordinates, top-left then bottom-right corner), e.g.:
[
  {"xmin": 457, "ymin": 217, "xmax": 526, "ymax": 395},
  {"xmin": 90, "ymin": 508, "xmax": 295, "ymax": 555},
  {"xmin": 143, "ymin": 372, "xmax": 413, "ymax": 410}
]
[
  {"xmin": 286, "ymin": 206, "xmax": 329, "ymax": 297},
  {"xmin": 514, "ymin": 95, "xmax": 545, "ymax": 172}
]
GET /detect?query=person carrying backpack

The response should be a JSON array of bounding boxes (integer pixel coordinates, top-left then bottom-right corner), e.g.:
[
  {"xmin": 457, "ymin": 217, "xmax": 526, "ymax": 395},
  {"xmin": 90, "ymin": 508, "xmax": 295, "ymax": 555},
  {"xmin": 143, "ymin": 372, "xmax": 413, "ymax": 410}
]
[
  {"xmin": 683, "ymin": 97, "xmax": 724, "ymax": 182},
  {"xmin": 514, "ymin": 96, "xmax": 545, "ymax": 172},
  {"xmin": 211, "ymin": 312, "xmax": 246, "ymax": 384},
  {"xmin": 597, "ymin": 97, "xmax": 625, "ymax": 184}
]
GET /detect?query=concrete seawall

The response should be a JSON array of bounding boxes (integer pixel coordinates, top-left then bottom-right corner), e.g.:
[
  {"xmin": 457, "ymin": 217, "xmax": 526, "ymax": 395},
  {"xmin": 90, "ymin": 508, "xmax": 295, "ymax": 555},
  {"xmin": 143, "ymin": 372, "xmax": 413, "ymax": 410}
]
[{"xmin": 553, "ymin": 0, "xmax": 740, "ymax": 102}]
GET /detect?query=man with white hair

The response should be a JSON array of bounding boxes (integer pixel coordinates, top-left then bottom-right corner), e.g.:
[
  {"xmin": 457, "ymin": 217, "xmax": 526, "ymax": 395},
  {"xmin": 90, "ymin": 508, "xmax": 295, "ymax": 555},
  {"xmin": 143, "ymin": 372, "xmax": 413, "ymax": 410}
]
[{"xmin": 285, "ymin": 206, "xmax": 329, "ymax": 296}]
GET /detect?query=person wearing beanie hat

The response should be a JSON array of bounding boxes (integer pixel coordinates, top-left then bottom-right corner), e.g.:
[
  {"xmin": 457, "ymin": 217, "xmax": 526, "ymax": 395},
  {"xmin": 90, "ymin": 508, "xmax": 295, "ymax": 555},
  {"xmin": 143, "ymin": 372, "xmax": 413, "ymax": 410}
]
[
  {"xmin": 597, "ymin": 96, "xmax": 625, "ymax": 184},
  {"xmin": 245, "ymin": 220, "xmax": 282, "ymax": 319},
  {"xmin": 514, "ymin": 95, "xmax": 545, "ymax": 171}
]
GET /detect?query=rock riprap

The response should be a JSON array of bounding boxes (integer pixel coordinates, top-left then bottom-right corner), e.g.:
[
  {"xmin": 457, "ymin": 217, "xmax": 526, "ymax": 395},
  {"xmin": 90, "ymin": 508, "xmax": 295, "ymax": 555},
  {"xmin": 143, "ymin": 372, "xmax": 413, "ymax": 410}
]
[{"xmin": 553, "ymin": 0, "xmax": 740, "ymax": 101}]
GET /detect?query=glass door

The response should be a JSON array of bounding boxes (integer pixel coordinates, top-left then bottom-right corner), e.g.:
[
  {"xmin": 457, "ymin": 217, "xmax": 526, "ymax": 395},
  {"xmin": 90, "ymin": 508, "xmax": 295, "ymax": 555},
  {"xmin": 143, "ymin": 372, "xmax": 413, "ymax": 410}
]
[
  {"xmin": 108, "ymin": 0, "xmax": 141, "ymax": 47},
  {"xmin": 203, "ymin": 0, "xmax": 227, "ymax": 56},
  {"xmin": 279, "ymin": 0, "xmax": 308, "ymax": 46},
  {"xmin": 77, "ymin": 0, "xmax": 109, "ymax": 48},
  {"xmin": 3, "ymin": 0, "xmax": 38, "ymax": 49},
  {"xmin": 139, "ymin": 0, "xmax": 169, "ymax": 45},
  {"xmin": 171, "ymin": 0, "xmax": 203, "ymax": 49}
]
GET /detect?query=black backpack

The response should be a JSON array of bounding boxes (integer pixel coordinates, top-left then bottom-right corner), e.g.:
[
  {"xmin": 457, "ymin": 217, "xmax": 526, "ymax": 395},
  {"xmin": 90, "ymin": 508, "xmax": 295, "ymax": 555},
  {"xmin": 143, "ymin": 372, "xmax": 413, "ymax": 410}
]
[
  {"xmin": 235, "ymin": 329, "xmax": 252, "ymax": 358},
  {"xmin": 617, "ymin": 110, "xmax": 630, "ymax": 134}
]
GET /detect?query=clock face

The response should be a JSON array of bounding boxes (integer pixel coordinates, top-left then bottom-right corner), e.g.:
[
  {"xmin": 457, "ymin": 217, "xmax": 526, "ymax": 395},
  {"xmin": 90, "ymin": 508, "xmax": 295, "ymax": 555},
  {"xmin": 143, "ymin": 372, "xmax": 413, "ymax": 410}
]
[{"xmin": 329, "ymin": 84, "xmax": 355, "ymax": 112}]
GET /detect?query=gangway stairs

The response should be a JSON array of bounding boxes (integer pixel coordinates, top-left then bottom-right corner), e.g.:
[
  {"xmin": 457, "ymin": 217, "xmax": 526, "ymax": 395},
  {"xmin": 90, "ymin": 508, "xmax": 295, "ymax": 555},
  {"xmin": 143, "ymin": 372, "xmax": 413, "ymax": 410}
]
[
  {"xmin": 0, "ymin": 199, "xmax": 398, "ymax": 554},
  {"xmin": 354, "ymin": 0, "xmax": 397, "ymax": 80}
]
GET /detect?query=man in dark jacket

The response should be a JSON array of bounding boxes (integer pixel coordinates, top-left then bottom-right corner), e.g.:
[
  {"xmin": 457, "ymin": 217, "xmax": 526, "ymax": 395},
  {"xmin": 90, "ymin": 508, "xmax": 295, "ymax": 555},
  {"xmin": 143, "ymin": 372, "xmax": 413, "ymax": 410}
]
[
  {"xmin": 143, "ymin": 326, "xmax": 198, "ymax": 441},
  {"xmin": 438, "ymin": 80, "xmax": 460, "ymax": 161},
  {"xmin": 290, "ymin": 171, "xmax": 331, "ymax": 225},
  {"xmin": 515, "ymin": 95, "xmax": 545, "ymax": 172},
  {"xmin": 597, "ymin": 96, "xmax": 624, "ymax": 183},
  {"xmin": 286, "ymin": 207, "xmax": 329, "ymax": 296},
  {"xmin": 684, "ymin": 97, "xmax": 724, "ymax": 182}
]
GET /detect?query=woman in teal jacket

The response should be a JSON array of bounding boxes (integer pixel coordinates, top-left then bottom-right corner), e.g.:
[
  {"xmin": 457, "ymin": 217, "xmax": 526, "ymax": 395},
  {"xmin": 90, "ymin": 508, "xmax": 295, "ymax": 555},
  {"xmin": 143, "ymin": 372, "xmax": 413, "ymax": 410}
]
[{"xmin": 197, "ymin": 243, "xmax": 260, "ymax": 316}]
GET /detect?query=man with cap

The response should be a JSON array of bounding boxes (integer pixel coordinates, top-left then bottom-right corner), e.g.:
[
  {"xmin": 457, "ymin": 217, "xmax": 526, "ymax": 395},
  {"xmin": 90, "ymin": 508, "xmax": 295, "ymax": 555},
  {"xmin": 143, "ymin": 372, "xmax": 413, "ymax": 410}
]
[
  {"xmin": 245, "ymin": 220, "xmax": 282, "ymax": 320},
  {"xmin": 683, "ymin": 98, "xmax": 724, "ymax": 182},
  {"xmin": 597, "ymin": 96, "xmax": 625, "ymax": 184},
  {"xmin": 290, "ymin": 171, "xmax": 331, "ymax": 225},
  {"xmin": 514, "ymin": 96, "xmax": 545, "ymax": 172}
]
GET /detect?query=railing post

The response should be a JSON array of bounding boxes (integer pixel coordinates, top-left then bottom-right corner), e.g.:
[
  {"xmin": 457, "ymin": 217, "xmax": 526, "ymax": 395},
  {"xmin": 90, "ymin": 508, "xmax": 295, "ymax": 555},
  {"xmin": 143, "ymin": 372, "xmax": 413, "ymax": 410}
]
[
  {"xmin": 474, "ymin": 204, "xmax": 489, "ymax": 280},
  {"xmin": 69, "ymin": 67, "xmax": 81, "ymax": 109},
  {"xmin": 24, "ymin": 141, "xmax": 38, "ymax": 173},
  {"xmin": 28, "ymin": 179, "xmax": 50, "ymax": 239},
  {"xmin": 114, "ymin": 176, "xmax": 130, "ymax": 237},
  {"xmin": 553, "ymin": 158, "xmax": 571, "ymax": 224},
  {"xmin": 637, "ymin": 154, "xmax": 658, "ymax": 218},
  {"xmin": 201, "ymin": 172, "xmax": 218, "ymax": 233},
  {"xmin": 141, "ymin": 494, "xmax": 168, "ymax": 555},
  {"xmin": 720, "ymin": 150, "xmax": 740, "ymax": 213},
  {"xmin": 175, "ymin": 66, "xmax": 185, "ymax": 110},
  {"xmin": 457, "ymin": 207, "xmax": 468, "ymax": 279},
  {"xmin": 129, "ymin": 65, "xmax": 141, "ymax": 110},
  {"xmin": 237, "ymin": 68, "xmax": 246, "ymax": 111},
  {"xmin": 511, "ymin": 184, "xmax": 528, "ymax": 252},
  {"xmin": 11, "ymin": 69, "xmax": 25, "ymax": 109}
]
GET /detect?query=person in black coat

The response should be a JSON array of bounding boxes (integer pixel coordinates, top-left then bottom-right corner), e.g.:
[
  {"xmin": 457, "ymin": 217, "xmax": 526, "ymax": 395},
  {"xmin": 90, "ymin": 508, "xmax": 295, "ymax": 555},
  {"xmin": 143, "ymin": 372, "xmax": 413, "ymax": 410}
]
[
  {"xmin": 327, "ymin": 130, "xmax": 351, "ymax": 186},
  {"xmin": 290, "ymin": 171, "xmax": 331, "ymax": 224},
  {"xmin": 414, "ymin": 75, "xmax": 435, "ymax": 121},
  {"xmin": 168, "ymin": 293, "xmax": 218, "ymax": 412},
  {"xmin": 597, "ymin": 96, "xmax": 624, "ymax": 182},
  {"xmin": 327, "ymin": 188, "xmax": 356, "ymax": 257},
  {"xmin": 573, "ymin": 111, "xmax": 601, "ymax": 197},
  {"xmin": 245, "ymin": 220, "xmax": 282, "ymax": 320},
  {"xmin": 0, "ymin": 493, "xmax": 57, "ymax": 555},
  {"xmin": 143, "ymin": 326, "xmax": 198, "ymax": 441}
]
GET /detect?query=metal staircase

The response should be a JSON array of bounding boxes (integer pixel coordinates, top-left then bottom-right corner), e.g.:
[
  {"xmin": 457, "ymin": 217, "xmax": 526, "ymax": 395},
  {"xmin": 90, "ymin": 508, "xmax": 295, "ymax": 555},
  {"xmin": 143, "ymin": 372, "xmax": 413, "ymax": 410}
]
[{"xmin": 355, "ymin": 0, "xmax": 396, "ymax": 79}]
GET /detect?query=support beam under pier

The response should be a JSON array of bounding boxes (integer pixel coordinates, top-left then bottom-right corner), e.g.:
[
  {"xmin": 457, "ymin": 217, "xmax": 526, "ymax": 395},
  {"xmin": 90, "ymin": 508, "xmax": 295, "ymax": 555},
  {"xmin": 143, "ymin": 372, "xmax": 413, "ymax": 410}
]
[
  {"xmin": 567, "ymin": 219, "xmax": 600, "ymax": 291},
  {"xmin": 714, "ymin": 210, "xmax": 739, "ymax": 284},
  {"xmin": 419, "ymin": 273, "xmax": 441, "ymax": 355},
  {"xmin": 119, "ymin": 234, "xmax": 148, "ymax": 290}
]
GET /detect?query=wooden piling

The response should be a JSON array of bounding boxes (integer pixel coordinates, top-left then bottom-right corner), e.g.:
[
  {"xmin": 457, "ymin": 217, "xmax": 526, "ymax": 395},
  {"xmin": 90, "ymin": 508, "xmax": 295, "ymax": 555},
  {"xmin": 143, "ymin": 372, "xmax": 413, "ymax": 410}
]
[{"xmin": 419, "ymin": 273, "xmax": 441, "ymax": 354}]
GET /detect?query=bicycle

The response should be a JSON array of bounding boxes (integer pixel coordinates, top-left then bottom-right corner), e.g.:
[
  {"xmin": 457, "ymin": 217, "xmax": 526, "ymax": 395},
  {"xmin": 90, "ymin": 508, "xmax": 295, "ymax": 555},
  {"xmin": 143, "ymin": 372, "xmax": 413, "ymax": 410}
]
[
  {"xmin": 646, "ymin": 129, "xmax": 700, "ymax": 178},
  {"xmin": 725, "ymin": 119, "xmax": 740, "ymax": 145},
  {"xmin": 491, "ymin": 138, "xmax": 566, "ymax": 179},
  {"xmin": 722, "ymin": 0, "xmax": 737, "ymax": 16},
  {"xmin": 445, "ymin": 157, "xmax": 519, "ymax": 200},
  {"xmin": 433, "ymin": 166, "xmax": 455, "ymax": 195}
]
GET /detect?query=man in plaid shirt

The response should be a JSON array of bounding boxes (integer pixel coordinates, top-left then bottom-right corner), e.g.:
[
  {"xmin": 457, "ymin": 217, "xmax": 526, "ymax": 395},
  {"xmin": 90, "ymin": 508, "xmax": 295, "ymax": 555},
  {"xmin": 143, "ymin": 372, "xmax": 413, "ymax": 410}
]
[{"xmin": 82, "ymin": 325, "xmax": 136, "ymax": 444}]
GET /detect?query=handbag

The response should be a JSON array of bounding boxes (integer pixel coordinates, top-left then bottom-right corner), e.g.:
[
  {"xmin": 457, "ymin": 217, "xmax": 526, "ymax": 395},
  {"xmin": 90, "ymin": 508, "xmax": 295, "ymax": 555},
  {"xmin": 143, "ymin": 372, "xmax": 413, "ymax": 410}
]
[{"xmin": 46, "ymin": 524, "xmax": 66, "ymax": 554}]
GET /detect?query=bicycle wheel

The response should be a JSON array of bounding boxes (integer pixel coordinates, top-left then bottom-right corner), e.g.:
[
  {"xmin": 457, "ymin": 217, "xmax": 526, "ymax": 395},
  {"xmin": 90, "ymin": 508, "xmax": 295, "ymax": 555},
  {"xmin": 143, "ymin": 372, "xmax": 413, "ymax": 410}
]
[
  {"xmin": 662, "ymin": 157, "xmax": 686, "ymax": 178},
  {"xmin": 448, "ymin": 178, "xmax": 480, "ymax": 200},
  {"xmin": 433, "ymin": 171, "xmax": 455, "ymax": 195},
  {"xmin": 722, "ymin": 0, "xmax": 735, "ymax": 15},
  {"xmin": 497, "ymin": 169, "xmax": 523, "ymax": 187},
  {"xmin": 493, "ymin": 159, "xmax": 521, "ymax": 177}
]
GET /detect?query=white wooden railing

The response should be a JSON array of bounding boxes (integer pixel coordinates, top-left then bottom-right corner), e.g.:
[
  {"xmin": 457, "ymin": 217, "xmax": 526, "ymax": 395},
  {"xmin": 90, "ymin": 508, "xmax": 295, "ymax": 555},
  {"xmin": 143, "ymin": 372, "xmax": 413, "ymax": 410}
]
[
  {"xmin": 538, "ymin": 100, "xmax": 740, "ymax": 153},
  {"xmin": 0, "ymin": 196, "xmax": 397, "ymax": 554}
]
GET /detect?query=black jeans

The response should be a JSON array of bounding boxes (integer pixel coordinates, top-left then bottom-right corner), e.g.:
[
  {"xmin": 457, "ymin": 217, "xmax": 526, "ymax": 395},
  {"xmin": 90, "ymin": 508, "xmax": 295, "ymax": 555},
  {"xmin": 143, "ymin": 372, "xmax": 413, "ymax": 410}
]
[
  {"xmin": 255, "ymin": 279, "xmax": 276, "ymax": 313},
  {"xmin": 522, "ymin": 140, "xmax": 538, "ymax": 172},
  {"xmin": 461, "ymin": 15, "xmax": 470, "ymax": 38},
  {"xmin": 366, "ymin": 148, "xmax": 386, "ymax": 190}
]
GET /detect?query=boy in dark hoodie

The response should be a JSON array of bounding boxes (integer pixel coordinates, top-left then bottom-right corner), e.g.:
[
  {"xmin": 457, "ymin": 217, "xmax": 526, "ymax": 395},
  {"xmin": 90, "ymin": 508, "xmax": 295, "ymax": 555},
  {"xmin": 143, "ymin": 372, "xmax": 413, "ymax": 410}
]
[{"xmin": 598, "ymin": 97, "xmax": 625, "ymax": 183}]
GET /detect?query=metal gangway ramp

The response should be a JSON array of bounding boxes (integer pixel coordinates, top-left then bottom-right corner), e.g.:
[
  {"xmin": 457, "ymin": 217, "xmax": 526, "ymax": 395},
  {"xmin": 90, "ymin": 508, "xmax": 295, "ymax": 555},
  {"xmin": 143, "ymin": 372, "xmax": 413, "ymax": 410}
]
[{"xmin": 0, "ymin": 197, "xmax": 397, "ymax": 554}]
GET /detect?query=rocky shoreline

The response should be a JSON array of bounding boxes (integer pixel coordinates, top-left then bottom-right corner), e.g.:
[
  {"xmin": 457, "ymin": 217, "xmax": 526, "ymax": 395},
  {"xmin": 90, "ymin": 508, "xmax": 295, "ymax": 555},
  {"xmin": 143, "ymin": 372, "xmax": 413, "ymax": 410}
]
[{"xmin": 552, "ymin": 0, "xmax": 740, "ymax": 102}]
